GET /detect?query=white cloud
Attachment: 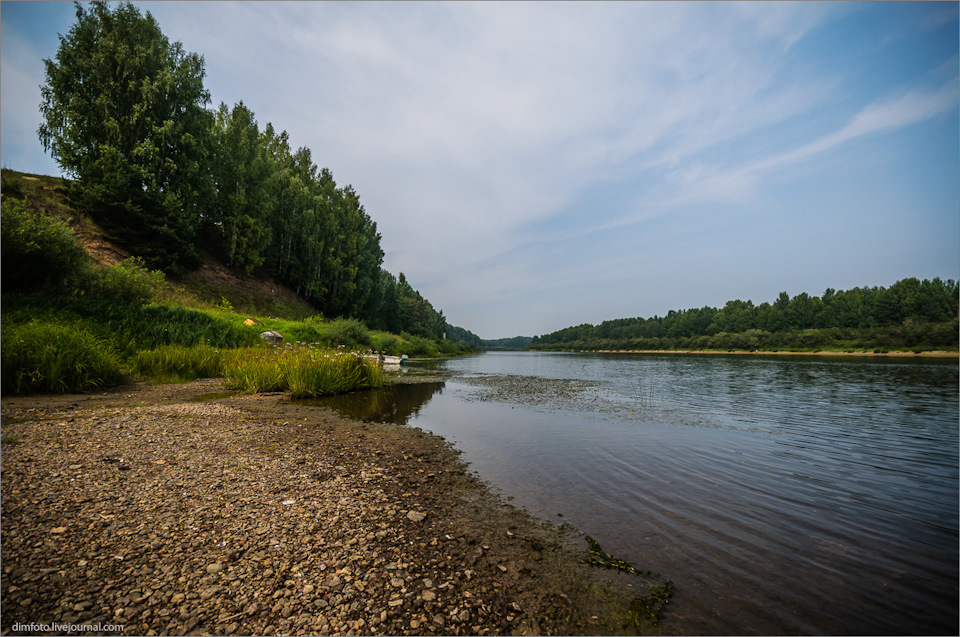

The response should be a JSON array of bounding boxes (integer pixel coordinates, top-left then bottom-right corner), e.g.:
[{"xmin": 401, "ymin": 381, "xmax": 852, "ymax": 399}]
[{"xmin": 3, "ymin": 1, "xmax": 955, "ymax": 337}]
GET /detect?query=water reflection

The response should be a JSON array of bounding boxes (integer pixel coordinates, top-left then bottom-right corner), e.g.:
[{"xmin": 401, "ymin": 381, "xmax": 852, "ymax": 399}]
[{"xmin": 306, "ymin": 381, "xmax": 445, "ymax": 424}]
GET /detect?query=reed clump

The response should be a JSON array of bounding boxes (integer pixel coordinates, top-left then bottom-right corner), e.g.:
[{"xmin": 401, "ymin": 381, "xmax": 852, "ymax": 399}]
[
  {"xmin": 132, "ymin": 343, "xmax": 226, "ymax": 383},
  {"xmin": 223, "ymin": 344, "xmax": 389, "ymax": 397},
  {"xmin": 1, "ymin": 320, "xmax": 123, "ymax": 395}
]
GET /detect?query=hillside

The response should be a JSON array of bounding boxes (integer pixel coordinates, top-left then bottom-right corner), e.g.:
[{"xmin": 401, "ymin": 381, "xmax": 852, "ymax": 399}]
[{"xmin": 2, "ymin": 169, "xmax": 316, "ymax": 320}]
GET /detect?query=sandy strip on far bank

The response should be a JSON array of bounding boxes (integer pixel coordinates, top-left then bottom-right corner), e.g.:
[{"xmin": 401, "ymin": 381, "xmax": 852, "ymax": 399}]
[{"xmin": 586, "ymin": 349, "xmax": 959, "ymax": 358}]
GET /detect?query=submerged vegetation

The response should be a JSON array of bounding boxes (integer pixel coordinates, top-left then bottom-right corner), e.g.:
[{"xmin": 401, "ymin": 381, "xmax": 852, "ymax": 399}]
[{"xmin": 562, "ymin": 523, "xmax": 675, "ymax": 630}]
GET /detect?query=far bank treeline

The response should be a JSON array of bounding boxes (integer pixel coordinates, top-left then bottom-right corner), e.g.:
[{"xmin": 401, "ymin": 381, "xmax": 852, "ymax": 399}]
[
  {"xmin": 34, "ymin": 1, "xmax": 452, "ymax": 341},
  {"xmin": 530, "ymin": 278, "xmax": 959, "ymax": 353}
]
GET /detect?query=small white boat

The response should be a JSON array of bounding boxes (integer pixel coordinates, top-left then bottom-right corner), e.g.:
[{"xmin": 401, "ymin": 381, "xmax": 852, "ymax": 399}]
[{"xmin": 363, "ymin": 353, "xmax": 408, "ymax": 367}]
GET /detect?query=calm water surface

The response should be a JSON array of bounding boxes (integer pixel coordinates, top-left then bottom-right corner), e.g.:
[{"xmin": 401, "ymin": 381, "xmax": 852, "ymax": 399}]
[{"xmin": 317, "ymin": 352, "xmax": 958, "ymax": 635}]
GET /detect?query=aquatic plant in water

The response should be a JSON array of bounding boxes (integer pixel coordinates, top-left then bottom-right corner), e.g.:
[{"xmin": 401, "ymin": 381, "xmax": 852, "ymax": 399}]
[{"xmin": 564, "ymin": 523, "xmax": 674, "ymax": 628}]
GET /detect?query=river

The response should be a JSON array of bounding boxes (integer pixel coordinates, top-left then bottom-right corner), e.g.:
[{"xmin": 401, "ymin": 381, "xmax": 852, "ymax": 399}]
[{"xmin": 315, "ymin": 351, "xmax": 958, "ymax": 635}]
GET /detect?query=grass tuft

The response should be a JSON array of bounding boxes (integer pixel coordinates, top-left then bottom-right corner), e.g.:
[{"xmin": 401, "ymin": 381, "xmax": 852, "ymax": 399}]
[
  {"xmin": 1, "ymin": 320, "xmax": 123, "ymax": 395},
  {"xmin": 223, "ymin": 344, "xmax": 389, "ymax": 397},
  {"xmin": 133, "ymin": 343, "xmax": 225, "ymax": 383}
]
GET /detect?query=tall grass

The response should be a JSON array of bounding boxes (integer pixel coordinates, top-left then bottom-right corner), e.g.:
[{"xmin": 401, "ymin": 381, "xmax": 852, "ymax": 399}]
[
  {"xmin": 1, "ymin": 321, "xmax": 123, "ymax": 395},
  {"xmin": 132, "ymin": 343, "xmax": 225, "ymax": 383},
  {"xmin": 223, "ymin": 344, "xmax": 389, "ymax": 397}
]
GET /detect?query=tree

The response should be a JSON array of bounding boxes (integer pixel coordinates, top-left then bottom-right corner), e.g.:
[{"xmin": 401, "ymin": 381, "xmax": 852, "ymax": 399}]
[
  {"xmin": 38, "ymin": 1, "xmax": 213, "ymax": 272},
  {"xmin": 208, "ymin": 102, "xmax": 273, "ymax": 273}
]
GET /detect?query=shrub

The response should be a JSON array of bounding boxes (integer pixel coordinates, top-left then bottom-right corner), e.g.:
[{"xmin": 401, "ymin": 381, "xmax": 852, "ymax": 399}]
[
  {"xmin": 78, "ymin": 257, "xmax": 167, "ymax": 305},
  {"xmin": 1, "ymin": 320, "xmax": 122, "ymax": 395},
  {"xmin": 1, "ymin": 198, "xmax": 89, "ymax": 292},
  {"xmin": 324, "ymin": 317, "xmax": 372, "ymax": 349},
  {"xmin": 399, "ymin": 333, "xmax": 439, "ymax": 357},
  {"xmin": 371, "ymin": 332, "xmax": 402, "ymax": 355}
]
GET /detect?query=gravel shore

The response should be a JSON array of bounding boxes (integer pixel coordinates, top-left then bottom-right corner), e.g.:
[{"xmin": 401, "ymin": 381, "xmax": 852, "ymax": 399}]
[{"xmin": 2, "ymin": 379, "xmax": 661, "ymax": 636}]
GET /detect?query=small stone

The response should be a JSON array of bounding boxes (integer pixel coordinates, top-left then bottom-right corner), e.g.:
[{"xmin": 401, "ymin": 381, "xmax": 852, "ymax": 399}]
[
  {"xmin": 69, "ymin": 464, "xmax": 82, "ymax": 470},
  {"xmin": 200, "ymin": 586, "xmax": 221, "ymax": 601},
  {"xmin": 303, "ymin": 585, "xmax": 314, "ymax": 595},
  {"xmin": 51, "ymin": 526, "xmax": 67, "ymax": 534},
  {"xmin": 206, "ymin": 563, "xmax": 223, "ymax": 575},
  {"xmin": 406, "ymin": 511, "xmax": 427, "ymax": 522},
  {"xmin": 421, "ymin": 590, "xmax": 436, "ymax": 602},
  {"xmin": 171, "ymin": 593, "xmax": 185, "ymax": 604}
]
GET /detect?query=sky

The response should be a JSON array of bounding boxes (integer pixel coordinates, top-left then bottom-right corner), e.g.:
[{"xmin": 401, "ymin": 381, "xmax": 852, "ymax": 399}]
[{"xmin": 2, "ymin": 1, "xmax": 958, "ymax": 339}]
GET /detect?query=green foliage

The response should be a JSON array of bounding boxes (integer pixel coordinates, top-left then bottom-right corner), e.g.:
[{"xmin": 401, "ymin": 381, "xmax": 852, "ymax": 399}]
[
  {"xmin": 1, "ymin": 320, "xmax": 123, "ymax": 395},
  {"xmin": 323, "ymin": 317, "xmax": 372, "ymax": 349},
  {"xmin": 209, "ymin": 102, "xmax": 273, "ymax": 272},
  {"xmin": 531, "ymin": 278, "xmax": 959, "ymax": 353},
  {"xmin": 398, "ymin": 333, "xmax": 440, "ymax": 357},
  {"xmin": 483, "ymin": 335, "xmax": 533, "ymax": 350},
  {"xmin": 77, "ymin": 257, "xmax": 167, "ymax": 305},
  {"xmin": 32, "ymin": 1, "xmax": 456, "ymax": 336},
  {"xmin": 444, "ymin": 323, "xmax": 483, "ymax": 349},
  {"xmin": 1, "ymin": 198, "xmax": 89, "ymax": 292},
  {"xmin": 38, "ymin": 1, "xmax": 212, "ymax": 272},
  {"xmin": 223, "ymin": 344, "xmax": 388, "ymax": 397},
  {"xmin": 1, "ymin": 434, "xmax": 23, "ymax": 446},
  {"xmin": 0, "ymin": 172, "xmax": 25, "ymax": 198},
  {"xmin": 132, "ymin": 343, "xmax": 224, "ymax": 383},
  {"xmin": 370, "ymin": 332, "xmax": 403, "ymax": 355}
]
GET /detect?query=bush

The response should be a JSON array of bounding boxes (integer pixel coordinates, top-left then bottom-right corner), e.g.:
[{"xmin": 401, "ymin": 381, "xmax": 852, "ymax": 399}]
[
  {"xmin": 78, "ymin": 257, "xmax": 167, "ymax": 305},
  {"xmin": 1, "ymin": 320, "xmax": 122, "ymax": 395},
  {"xmin": 1, "ymin": 198, "xmax": 89, "ymax": 292},
  {"xmin": 371, "ymin": 332, "xmax": 402, "ymax": 355},
  {"xmin": 324, "ymin": 317, "xmax": 372, "ymax": 349},
  {"xmin": 399, "ymin": 333, "xmax": 440, "ymax": 357}
]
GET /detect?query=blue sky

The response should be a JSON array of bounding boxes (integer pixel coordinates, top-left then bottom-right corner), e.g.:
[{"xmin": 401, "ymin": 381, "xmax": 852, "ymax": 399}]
[{"xmin": 2, "ymin": 1, "xmax": 957, "ymax": 339}]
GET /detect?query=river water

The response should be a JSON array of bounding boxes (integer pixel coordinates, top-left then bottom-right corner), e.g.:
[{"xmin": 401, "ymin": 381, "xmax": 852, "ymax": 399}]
[{"xmin": 315, "ymin": 351, "xmax": 958, "ymax": 635}]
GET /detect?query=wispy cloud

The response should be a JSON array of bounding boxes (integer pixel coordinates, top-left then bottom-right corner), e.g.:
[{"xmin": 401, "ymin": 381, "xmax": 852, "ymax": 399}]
[{"xmin": 2, "ymin": 1, "xmax": 956, "ymax": 336}]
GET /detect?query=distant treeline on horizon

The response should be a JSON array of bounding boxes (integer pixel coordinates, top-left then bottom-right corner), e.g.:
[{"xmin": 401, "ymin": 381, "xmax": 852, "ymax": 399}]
[{"xmin": 527, "ymin": 277, "xmax": 959, "ymax": 353}]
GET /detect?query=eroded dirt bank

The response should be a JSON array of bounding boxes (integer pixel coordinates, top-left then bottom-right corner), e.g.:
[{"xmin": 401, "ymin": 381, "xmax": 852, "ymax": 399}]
[{"xmin": 1, "ymin": 379, "xmax": 664, "ymax": 636}]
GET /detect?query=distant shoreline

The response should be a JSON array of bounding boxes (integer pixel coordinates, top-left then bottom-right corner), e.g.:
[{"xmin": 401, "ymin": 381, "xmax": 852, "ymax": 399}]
[{"xmin": 565, "ymin": 349, "xmax": 959, "ymax": 358}]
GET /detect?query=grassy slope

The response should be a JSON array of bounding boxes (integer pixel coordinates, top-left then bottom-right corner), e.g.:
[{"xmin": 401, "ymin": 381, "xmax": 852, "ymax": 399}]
[{"xmin": 2, "ymin": 168, "xmax": 317, "ymax": 321}]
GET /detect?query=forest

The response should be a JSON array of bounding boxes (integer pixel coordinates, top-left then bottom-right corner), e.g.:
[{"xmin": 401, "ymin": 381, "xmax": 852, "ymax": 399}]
[
  {"xmin": 530, "ymin": 278, "xmax": 959, "ymax": 353},
  {"xmin": 34, "ymin": 1, "xmax": 452, "ymax": 341}
]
